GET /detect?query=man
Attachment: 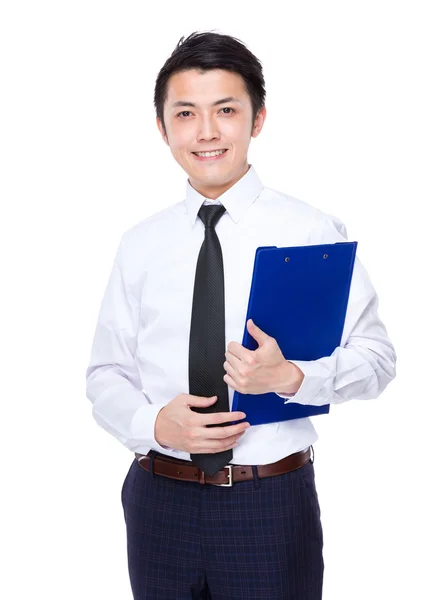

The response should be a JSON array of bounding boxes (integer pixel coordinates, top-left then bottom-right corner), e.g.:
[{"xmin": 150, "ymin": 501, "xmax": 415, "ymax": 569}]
[{"xmin": 86, "ymin": 30, "xmax": 396, "ymax": 599}]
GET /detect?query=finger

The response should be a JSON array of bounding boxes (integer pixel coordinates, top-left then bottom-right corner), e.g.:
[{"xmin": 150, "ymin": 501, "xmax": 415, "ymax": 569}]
[
  {"xmin": 224, "ymin": 357, "xmax": 240, "ymax": 378},
  {"xmin": 223, "ymin": 373, "xmax": 238, "ymax": 389},
  {"xmin": 197, "ymin": 435, "xmax": 243, "ymax": 453},
  {"xmin": 226, "ymin": 342, "xmax": 250, "ymax": 360},
  {"xmin": 200, "ymin": 422, "xmax": 250, "ymax": 439},
  {"xmin": 225, "ymin": 351, "xmax": 243, "ymax": 371},
  {"xmin": 201, "ymin": 411, "xmax": 246, "ymax": 426},
  {"xmin": 187, "ymin": 395, "xmax": 218, "ymax": 407}
]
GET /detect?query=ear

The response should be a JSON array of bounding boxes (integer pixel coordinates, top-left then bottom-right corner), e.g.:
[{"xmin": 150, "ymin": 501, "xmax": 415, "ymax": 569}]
[
  {"xmin": 156, "ymin": 117, "xmax": 169, "ymax": 146},
  {"xmin": 251, "ymin": 106, "xmax": 266, "ymax": 138}
]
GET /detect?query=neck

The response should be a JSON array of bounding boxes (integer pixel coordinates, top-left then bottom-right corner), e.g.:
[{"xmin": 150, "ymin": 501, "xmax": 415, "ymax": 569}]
[{"xmin": 189, "ymin": 162, "xmax": 249, "ymax": 200}]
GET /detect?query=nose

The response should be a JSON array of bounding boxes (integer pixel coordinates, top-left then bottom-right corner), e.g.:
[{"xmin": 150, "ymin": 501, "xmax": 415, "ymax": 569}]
[{"xmin": 197, "ymin": 114, "xmax": 221, "ymax": 143}]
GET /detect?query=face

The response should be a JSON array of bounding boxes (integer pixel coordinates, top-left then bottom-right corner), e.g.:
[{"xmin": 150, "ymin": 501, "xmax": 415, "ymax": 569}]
[{"xmin": 156, "ymin": 69, "xmax": 266, "ymax": 199}]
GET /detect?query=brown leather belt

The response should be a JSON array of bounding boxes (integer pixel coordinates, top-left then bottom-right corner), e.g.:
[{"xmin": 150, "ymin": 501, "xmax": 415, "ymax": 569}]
[{"xmin": 134, "ymin": 447, "xmax": 312, "ymax": 487}]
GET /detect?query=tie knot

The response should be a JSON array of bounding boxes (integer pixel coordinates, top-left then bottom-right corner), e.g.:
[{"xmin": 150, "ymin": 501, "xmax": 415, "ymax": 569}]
[{"xmin": 198, "ymin": 204, "xmax": 226, "ymax": 229}]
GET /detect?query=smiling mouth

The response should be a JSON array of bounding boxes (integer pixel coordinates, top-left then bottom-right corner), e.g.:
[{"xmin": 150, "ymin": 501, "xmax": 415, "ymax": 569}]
[{"xmin": 192, "ymin": 149, "xmax": 228, "ymax": 158}]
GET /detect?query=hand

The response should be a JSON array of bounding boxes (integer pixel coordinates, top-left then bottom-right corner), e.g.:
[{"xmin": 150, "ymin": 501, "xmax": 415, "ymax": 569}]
[
  {"xmin": 154, "ymin": 393, "xmax": 250, "ymax": 454},
  {"xmin": 223, "ymin": 319, "xmax": 291, "ymax": 394}
]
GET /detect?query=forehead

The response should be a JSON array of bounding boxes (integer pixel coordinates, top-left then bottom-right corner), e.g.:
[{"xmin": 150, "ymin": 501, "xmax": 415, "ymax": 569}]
[{"xmin": 165, "ymin": 69, "xmax": 248, "ymax": 107}]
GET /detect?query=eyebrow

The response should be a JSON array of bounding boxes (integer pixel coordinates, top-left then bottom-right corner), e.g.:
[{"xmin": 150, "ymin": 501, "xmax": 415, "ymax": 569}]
[{"xmin": 171, "ymin": 96, "xmax": 241, "ymax": 109}]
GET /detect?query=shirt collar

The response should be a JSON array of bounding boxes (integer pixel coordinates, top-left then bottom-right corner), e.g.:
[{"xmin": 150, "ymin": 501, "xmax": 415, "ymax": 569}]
[{"xmin": 185, "ymin": 163, "xmax": 264, "ymax": 228}]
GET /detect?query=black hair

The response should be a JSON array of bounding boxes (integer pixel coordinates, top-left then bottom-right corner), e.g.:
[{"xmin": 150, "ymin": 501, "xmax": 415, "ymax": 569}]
[{"xmin": 154, "ymin": 30, "xmax": 266, "ymax": 136}]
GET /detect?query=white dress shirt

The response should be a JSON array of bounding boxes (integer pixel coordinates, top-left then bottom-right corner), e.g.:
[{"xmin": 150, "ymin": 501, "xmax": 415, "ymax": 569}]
[{"xmin": 85, "ymin": 164, "xmax": 396, "ymax": 465}]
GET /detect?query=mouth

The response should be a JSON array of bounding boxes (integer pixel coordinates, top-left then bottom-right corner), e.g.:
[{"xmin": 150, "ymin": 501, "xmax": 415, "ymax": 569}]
[{"xmin": 191, "ymin": 149, "xmax": 229, "ymax": 161}]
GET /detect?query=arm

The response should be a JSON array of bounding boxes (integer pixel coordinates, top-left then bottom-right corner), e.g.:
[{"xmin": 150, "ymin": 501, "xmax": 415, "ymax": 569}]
[
  {"xmin": 85, "ymin": 234, "xmax": 173, "ymax": 453},
  {"xmin": 275, "ymin": 216, "xmax": 397, "ymax": 405}
]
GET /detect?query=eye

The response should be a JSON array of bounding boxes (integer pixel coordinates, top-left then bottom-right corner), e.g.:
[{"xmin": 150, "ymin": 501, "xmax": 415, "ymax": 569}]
[{"xmin": 176, "ymin": 107, "xmax": 236, "ymax": 118}]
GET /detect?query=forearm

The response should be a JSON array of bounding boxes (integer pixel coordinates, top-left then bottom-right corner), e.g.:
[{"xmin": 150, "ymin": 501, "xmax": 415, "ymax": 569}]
[
  {"xmin": 86, "ymin": 365, "xmax": 170, "ymax": 452},
  {"xmin": 273, "ymin": 293, "xmax": 396, "ymax": 406},
  {"xmin": 272, "ymin": 213, "xmax": 397, "ymax": 406},
  {"xmin": 273, "ymin": 361, "xmax": 305, "ymax": 397},
  {"xmin": 85, "ymin": 234, "xmax": 175, "ymax": 454}
]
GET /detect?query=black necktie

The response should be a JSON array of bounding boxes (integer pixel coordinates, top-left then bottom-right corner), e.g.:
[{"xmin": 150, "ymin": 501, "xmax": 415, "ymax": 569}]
[{"xmin": 189, "ymin": 203, "xmax": 233, "ymax": 476}]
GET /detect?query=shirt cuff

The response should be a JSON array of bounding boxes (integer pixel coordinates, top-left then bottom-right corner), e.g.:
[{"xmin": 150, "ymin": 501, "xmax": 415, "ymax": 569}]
[
  {"xmin": 275, "ymin": 359, "xmax": 328, "ymax": 405},
  {"xmin": 130, "ymin": 402, "xmax": 178, "ymax": 453}
]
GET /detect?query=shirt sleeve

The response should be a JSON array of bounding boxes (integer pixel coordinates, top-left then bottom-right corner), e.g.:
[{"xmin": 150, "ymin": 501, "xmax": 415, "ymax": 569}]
[
  {"xmin": 275, "ymin": 215, "xmax": 397, "ymax": 406},
  {"xmin": 85, "ymin": 234, "xmax": 175, "ymax": 453}
]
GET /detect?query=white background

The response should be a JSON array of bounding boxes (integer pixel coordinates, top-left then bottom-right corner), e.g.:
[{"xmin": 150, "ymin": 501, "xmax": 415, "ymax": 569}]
[{"xmin": 1, "ymin": 1, "xmax": 431, "ymax": 598}]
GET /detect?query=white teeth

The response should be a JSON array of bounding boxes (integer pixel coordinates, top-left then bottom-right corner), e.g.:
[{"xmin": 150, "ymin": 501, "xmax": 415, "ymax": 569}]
[{"xmin": 194, "ymin": 149, "xmax": 227, "ymax": 157}]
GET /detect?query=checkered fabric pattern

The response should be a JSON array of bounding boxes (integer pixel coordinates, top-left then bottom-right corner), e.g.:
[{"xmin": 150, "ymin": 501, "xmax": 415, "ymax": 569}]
[{"xmin": 121, "ymin": 453, "xmax": 324, "ymax": 599}]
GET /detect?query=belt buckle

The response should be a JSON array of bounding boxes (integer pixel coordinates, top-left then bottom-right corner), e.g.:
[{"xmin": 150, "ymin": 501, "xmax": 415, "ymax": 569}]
[{"xmin": 215, "ymin": 464, "xmax": 233, "ymax": 487}]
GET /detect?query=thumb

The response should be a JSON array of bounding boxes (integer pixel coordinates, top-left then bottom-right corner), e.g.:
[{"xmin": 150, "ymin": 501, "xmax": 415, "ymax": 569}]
[
  {"xmin": 247, "ymin": 318, "xmax": 268, "ymax": 346},
  {"xmin": 188, "ymin": 394, "xmax": 218, "ymax": 407}
]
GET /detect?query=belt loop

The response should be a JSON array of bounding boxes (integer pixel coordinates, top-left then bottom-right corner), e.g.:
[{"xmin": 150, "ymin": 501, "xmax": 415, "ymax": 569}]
[
  {"xmin": 149, "ymin": 450, "xmax": 156, "ymax": 478},
  {"xmin": 252, "ymin": 464, "xmax": 261, "ymax": 489},
  {"xmin": 198, "ymin": 469, "xmax": 206, "ymax": 485},
  {"xmin": 310, "ymin": 445, "xmax": 315, "ymax": 464}
]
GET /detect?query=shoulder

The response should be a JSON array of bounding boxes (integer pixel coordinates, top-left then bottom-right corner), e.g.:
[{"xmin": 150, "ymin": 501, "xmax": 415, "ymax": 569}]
[
  {"xmin": 260, "ymin": 185, "xmax": 348, "ymax": 238},
  {"xmin": 118, "ymin": 200, "xmax": 186, "ymax": 251},
  {"xmin": 125, "ymin": 201, "xmax": 185, "ymax": 237}
]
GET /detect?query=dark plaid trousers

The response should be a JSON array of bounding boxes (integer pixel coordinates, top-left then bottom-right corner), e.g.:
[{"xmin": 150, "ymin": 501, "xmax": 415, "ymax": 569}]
[{"xmin": 121, "ymin": 451, "xmax": 324, "ymax": 600}]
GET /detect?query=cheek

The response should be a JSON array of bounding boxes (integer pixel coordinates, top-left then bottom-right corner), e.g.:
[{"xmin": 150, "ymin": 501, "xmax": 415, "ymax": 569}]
[
  {"xmin": 166, "ymin": 124, "xmax": 191, "ymax": 148},
  {"xmin": 171, "ymin": 143, "xmax": 192, "ymax": 159},
  {"xmin": 224, "ymin": 117, "xmax": 250, "ymax": 138}
]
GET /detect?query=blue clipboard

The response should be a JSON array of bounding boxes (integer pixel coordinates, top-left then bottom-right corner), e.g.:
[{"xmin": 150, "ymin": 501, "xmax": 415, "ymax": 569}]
[{"xmin": 231, "ymin": 241, "xmax": 358, "ymax": 425}]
